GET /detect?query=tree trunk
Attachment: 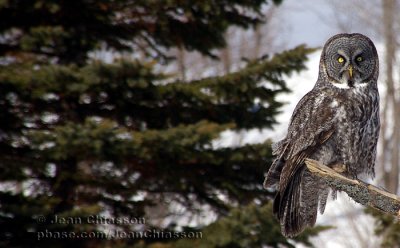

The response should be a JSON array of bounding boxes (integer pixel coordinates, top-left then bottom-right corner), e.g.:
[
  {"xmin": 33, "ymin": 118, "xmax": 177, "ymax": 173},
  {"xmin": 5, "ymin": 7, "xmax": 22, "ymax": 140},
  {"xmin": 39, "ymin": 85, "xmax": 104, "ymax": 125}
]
[
  {"xmin": 381, "ymin": 0, "xmax": 399, "ymax": 194},
  {"xmin": 177, "ymin": 47, "xmax": 187, "ymax": 81}
]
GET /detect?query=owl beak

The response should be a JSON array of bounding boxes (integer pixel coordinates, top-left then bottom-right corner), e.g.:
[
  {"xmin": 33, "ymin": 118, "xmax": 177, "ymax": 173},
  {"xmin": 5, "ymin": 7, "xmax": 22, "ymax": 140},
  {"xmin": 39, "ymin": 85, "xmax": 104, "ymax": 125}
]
[
  {"xmin": 345, "ymin": 65, "xmax": 355, "ymax": 87},
  {"xmin": 348, "ymin": 65, "xmax": 353, "ymax": 79}
]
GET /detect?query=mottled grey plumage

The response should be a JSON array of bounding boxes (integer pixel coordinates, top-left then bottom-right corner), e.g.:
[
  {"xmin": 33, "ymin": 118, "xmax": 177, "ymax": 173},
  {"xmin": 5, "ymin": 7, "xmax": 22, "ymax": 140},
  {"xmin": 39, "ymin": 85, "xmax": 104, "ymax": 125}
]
[{"xmin": 264, "ymin": 33, "xmax": 380, "ymax": 237}]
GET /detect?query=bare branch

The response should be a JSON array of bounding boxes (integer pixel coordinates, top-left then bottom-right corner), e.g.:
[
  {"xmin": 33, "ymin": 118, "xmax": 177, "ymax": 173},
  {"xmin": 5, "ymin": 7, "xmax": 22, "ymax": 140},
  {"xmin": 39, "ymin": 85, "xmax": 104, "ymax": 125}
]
[{"xmin": 305, "ymin": 159, "xmax": 400, "ymax": 217}]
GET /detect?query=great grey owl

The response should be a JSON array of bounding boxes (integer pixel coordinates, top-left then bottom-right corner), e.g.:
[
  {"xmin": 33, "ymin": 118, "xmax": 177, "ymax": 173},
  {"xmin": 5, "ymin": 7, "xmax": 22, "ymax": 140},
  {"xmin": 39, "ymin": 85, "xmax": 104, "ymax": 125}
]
[{"xmin": 264, "ymin": 33, "xmax": 380, "ymax": 237}]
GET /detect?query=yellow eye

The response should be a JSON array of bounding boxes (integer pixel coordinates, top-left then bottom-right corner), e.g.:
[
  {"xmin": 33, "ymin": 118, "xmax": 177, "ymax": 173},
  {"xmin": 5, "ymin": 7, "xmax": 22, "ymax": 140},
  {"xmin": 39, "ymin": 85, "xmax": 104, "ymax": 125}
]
[
  {"xmin": 356, "ymin": 56, "xmax": 363, "ymax": 62},
  {"xmin": 337, "ymin": 56, "xmax": 344, "ymax": 63}
]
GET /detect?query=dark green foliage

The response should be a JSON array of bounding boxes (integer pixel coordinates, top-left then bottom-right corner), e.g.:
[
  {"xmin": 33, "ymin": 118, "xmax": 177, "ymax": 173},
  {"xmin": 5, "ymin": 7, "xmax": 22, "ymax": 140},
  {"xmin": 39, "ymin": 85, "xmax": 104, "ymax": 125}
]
[
  {"xmin": 366, "ymin": 208, "xmax": 400, "ymax": 247},
  {"xmin": 131, "ymin": 203, "xmax": 331, "ymax": 248},
  {"xmin": 0, "ymin": 0, "xmax": 282, "ymax": 63},
  {"xmin": 171, "ymin": 203, "xmax": 331, "ymax": 248},
  {"xmin": 0, "ymin": 0, "xmax": 323, "ymax": 247}
]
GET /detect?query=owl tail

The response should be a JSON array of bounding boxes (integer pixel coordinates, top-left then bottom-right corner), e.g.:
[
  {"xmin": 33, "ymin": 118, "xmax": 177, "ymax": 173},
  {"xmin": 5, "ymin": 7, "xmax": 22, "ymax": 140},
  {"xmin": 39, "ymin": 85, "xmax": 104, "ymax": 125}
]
[
  {"xmin": 264, "ymin": 140, "xmax": 288, "ymax": 189},
  {"xmin": 272, "ymin": 167, "xmax": 322, "ymax": 238},
  {"xmin": 263, "ymin": 157, "xmax": 285, "ymax": 189}
]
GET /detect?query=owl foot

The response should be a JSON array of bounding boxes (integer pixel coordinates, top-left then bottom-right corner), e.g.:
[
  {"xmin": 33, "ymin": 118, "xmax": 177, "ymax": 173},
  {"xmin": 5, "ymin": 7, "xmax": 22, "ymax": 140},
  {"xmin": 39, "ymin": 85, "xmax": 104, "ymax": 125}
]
[{"xmin": 332, "ymin": 163, "xmax": 347, "ymax": 173}]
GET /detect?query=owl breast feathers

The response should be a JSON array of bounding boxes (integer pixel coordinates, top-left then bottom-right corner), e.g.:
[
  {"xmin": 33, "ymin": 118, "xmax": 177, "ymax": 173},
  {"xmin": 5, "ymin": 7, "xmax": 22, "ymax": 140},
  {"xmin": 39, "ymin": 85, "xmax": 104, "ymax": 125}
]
[{"xmin": 264, "ymin": 33, "xmax": 380, "ymax": 237}]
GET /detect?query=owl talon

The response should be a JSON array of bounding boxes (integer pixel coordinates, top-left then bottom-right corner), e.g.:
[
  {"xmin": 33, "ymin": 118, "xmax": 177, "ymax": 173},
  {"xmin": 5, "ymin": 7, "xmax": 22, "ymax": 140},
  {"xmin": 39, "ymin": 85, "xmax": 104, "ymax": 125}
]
[{"xmin": 332, "ymin": 164, "xmax": 347, "ymax": 173}]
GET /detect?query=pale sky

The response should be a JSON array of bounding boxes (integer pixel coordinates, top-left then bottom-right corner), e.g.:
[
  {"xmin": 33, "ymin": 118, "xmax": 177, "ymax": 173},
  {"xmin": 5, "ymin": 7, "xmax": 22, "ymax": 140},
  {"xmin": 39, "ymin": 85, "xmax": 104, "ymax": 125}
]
[{"xmin": 278, "ymin": 0, "xmax": 380, "ymax": 48}]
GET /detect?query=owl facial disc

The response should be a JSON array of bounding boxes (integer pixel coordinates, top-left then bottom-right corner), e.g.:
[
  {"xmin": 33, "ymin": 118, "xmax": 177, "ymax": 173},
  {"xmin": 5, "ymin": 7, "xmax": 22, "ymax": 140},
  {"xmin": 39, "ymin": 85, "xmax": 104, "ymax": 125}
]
[{"xmin": 320, "ymin": 33, "xmax": 378, "ymax": 90}]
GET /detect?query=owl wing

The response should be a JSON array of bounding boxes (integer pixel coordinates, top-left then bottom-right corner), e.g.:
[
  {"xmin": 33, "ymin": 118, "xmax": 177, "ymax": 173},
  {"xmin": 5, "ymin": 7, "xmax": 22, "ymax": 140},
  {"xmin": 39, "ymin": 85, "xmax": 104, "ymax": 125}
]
[
  {"xmin": 269, "ymin": 88, "xmax": 337, "ymax": 236},
  {"xmin": 278, "ymin": 89, "xmax": 337, "ymax": 192},
  {"xmin": 264, "ymin": 89, "xmax": 336, "ymax": 190}
]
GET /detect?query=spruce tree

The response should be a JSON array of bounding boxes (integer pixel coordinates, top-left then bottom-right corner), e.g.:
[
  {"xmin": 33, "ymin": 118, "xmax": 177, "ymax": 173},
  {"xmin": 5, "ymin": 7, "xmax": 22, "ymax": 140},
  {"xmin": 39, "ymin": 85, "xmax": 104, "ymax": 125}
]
[
  {"xmin": 366, "ymin": 208, "xmax": 400, "ymax": 248},
  {"xmin": 0, "ymin": 1, "xmax": 323, "ymax": 247}
]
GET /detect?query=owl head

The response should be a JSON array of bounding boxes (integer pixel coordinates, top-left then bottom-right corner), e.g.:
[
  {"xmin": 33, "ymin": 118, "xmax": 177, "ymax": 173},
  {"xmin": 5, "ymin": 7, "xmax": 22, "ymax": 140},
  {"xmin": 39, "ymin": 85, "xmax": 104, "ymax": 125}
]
[{"xmin": 319, "ymin": 33, "xmax": 379, "ymax": 89}]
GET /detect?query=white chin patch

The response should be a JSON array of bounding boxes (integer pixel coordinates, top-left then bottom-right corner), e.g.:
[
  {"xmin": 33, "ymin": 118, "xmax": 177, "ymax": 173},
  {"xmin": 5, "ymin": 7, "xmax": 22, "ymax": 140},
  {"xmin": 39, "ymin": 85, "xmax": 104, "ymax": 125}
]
[
  {"xmin": 356, "ymin": 82, "xmax": 369, "ymax": 88},
  {"xmin": 331, "ymin": 79, "xmax": 368, "ymax": 89},
  {"xmin": 331, "ymin": 82, "xmax": 350, "ymax": 89}
]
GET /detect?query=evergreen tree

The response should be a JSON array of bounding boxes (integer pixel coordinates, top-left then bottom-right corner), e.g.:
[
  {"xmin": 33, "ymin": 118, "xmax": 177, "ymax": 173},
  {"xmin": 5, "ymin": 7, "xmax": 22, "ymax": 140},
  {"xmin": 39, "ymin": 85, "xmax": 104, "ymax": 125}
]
[
  {"xmin": 170, "ymin": 203, "xmax": 330, "ymax": 248},
  {"xmin": 0, "ymin": 0, "xmax": 323, "ymax": 247},
  {"xmin": 366, "ymin": 208, "xmax": 400, "ymax": 248}
]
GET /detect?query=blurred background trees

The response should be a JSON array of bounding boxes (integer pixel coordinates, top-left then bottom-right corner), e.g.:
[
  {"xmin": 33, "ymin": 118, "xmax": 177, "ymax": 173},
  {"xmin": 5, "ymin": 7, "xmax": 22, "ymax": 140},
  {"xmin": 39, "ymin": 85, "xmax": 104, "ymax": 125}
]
[{"xmin": 0, "ymin": 0, "xmax": 326, "ymax": 247}]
